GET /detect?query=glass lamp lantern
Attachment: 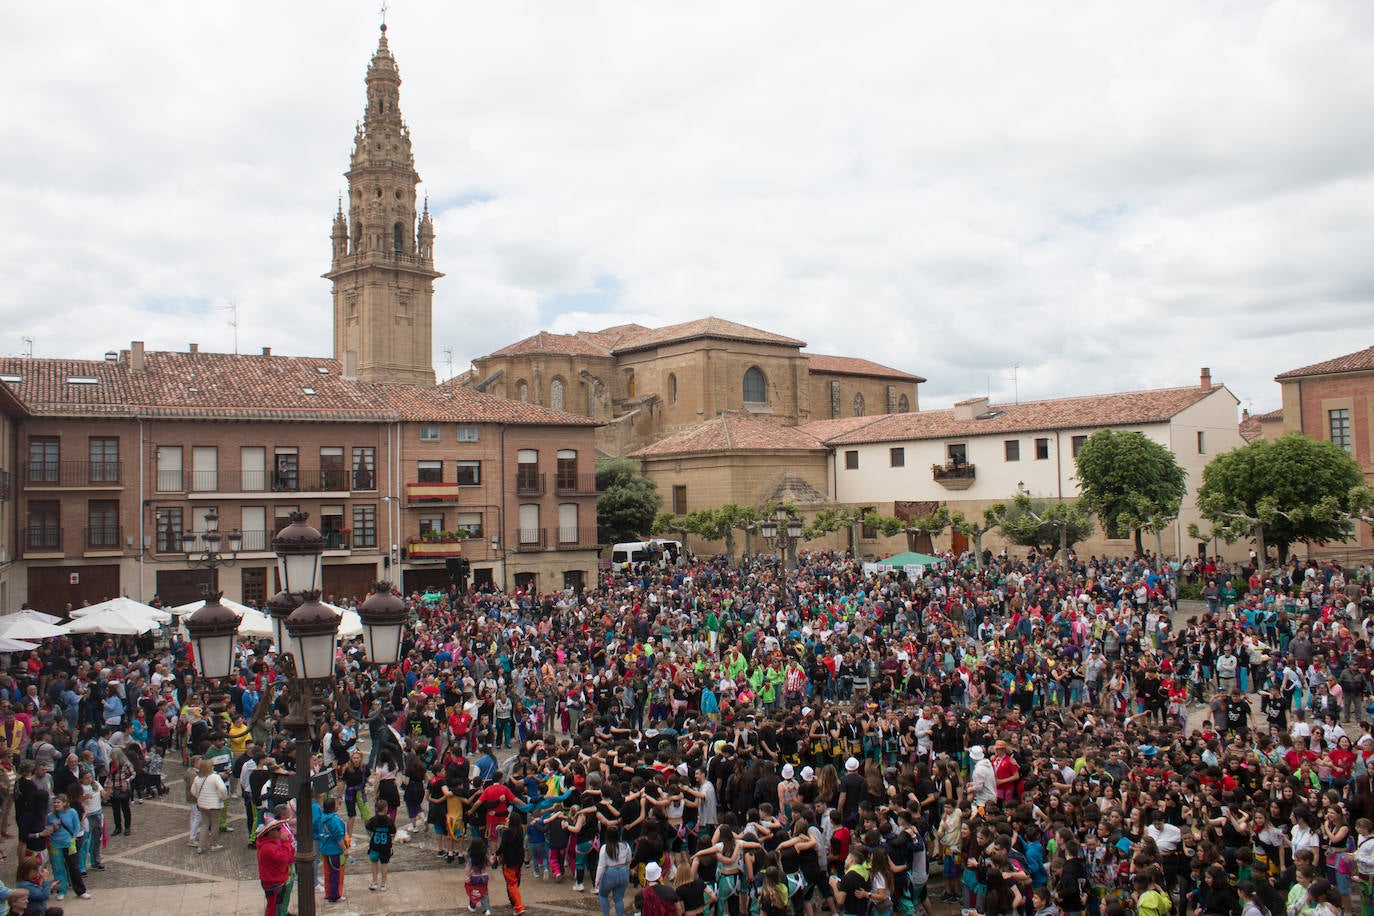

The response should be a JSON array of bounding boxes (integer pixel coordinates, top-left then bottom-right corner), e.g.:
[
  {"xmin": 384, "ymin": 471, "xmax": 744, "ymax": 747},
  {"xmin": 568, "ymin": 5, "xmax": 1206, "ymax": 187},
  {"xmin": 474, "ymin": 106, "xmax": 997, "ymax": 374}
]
[
  {"xmin": 184, "ymin": 594, "xmax": 241, "ymax": 681},
  {"xmin": 285, "ymin": 596, "xmax": 342, "ymax": 680},
  {"xmin": 786, "ymin": 518, "xmax": 804, "ymax": 540},
  {"xmin": 227, "ymin": 528, "xmax": 244, "ymax": 552},
  {"xmin": 759, "ymin": 519, "xmax": 778, "ymax": 540},
  {"xmin": 358, "ymin": 581, "xmax": 408, "ymax": 665},
  {"xmin": 273, "ymin": 512, "xmax": 325, "ymax": 596}
]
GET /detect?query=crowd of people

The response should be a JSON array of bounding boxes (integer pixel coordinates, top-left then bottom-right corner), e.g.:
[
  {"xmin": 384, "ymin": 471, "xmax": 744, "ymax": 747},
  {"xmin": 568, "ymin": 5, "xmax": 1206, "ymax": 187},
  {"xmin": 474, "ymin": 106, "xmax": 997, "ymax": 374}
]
[{"xmin": 1, "ymin": 544, "xmax": 1373, "ymax": 916}]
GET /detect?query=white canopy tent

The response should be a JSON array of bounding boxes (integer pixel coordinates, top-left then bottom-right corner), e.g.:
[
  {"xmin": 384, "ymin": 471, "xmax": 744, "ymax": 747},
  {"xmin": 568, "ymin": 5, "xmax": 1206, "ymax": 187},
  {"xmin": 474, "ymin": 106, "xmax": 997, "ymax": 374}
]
[
  {"xmin": 0, "ymin": 611, "xmax": 67, "ymax": 640},
  {"xmin": 0, "ymin": 637, "xmax": 39, "ymax": 653},
  {"xmin": 171, "ymin": 599, "xmax": 275, "ymax": 639},
  {"xmin": 322, "ymin": 604, "xmax": 364, "ymax": 639},
  {"xmin": 61, "ymin": 607, "xmax": 163, "ymax": 636},
  {"xmin": 69, "ymin": 597, "xmax": 171, "ymax": 626}
]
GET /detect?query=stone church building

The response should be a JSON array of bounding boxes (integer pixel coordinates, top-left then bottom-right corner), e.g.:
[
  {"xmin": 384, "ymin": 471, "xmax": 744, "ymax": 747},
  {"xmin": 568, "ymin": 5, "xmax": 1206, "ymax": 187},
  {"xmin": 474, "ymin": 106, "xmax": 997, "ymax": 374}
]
[{"xmin": 465, "ymin": 319, "xmax": 925, "ymax": 456}]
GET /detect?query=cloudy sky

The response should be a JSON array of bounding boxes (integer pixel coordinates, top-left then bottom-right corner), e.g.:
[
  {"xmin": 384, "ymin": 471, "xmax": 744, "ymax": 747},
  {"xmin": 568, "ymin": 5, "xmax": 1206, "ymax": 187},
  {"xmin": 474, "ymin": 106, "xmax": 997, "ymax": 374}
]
[{"xmin": 4, "ymin": 1, "xmax": 1372, "ymax": 411}]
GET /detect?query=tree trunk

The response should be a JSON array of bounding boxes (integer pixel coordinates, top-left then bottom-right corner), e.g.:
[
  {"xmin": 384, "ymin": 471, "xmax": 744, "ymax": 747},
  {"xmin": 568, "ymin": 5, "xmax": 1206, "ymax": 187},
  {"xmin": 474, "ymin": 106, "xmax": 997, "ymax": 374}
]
[
  {"xmin": 1254, "ymin": 522, "xmax": 1266, "ymax": 578},
  {"xmin": 1134, "ymin": 527, "xmax": 1144, "ymax": 556},
  {"xmin": 972, "ymin": 531, "xmax": 984, "ymax": 569},
  {"xmin": 1153, "ymin": 528, "xmax": 1164, "ymax": 564}
]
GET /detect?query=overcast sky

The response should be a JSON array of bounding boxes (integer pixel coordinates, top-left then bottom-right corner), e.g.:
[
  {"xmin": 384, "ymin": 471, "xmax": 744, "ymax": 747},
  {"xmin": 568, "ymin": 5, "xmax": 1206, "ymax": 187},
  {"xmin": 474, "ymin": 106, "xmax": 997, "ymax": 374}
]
[{"xmin": 4, "ymin": 1, "xmax": 1372, "ymax": 411}]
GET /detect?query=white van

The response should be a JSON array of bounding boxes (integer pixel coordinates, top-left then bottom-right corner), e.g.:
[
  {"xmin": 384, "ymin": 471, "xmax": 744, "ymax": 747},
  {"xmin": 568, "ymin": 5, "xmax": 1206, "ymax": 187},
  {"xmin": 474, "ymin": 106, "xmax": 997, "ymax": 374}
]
[{"xmin": 610, "ymin": 539, "xmax": 687, "ymax": 573}]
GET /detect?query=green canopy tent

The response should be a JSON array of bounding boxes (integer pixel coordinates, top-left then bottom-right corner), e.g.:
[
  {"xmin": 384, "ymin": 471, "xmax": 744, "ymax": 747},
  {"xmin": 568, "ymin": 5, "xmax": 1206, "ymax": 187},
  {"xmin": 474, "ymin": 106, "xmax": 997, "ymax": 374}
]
[{"xmin": 879, "ymin": 551, "xmax": 946, "ymax": 567}]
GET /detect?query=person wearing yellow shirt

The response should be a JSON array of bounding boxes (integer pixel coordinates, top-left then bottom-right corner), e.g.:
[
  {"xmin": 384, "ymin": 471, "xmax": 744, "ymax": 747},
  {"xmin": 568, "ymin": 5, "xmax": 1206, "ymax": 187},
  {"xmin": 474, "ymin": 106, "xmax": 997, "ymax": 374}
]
[{"xmin": 227, "ymin": 716, "xmax": 252, "ymax": 756}]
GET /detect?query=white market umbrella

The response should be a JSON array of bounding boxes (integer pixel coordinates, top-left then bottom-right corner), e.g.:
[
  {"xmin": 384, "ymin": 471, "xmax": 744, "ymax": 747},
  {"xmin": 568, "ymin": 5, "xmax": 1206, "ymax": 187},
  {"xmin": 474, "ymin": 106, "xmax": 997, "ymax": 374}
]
[
  {"xmin": 61, "ymin": 606, "xmax": 162, "ymax": 636},
  {"xmin": 169, "ymin": 597, "xmax": 260, "ymax": 617},
  {"xmin": 0, "ymin": 611, "xmax": 67, "ymax": 640},
  {"xmin": 0, "ymin": 609, "xmax": 59, "ymax": 625},
  {"xmin": 321, "ymin": 603, "xmax": 364, "ymax": 640},
  {"xmin": 0, "ymin": 637, "xmax": 39, "ymax": 652},
  {"xmin": 69, "ymin": 596, "xmax": 171, "ymax": 625}
]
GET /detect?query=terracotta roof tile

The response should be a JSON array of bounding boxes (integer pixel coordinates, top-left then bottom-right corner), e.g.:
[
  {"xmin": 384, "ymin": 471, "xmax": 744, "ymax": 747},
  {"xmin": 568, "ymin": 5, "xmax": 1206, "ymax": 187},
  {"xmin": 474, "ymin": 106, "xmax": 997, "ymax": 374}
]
[
  {"xmin": 806, "ymin": 353, "xmax": 924, "ymax": 382},
  {"xmin": 1274, "ymin": 346, "xmax": 1374, "ymax": 380},
  {"xmin": 0, "ymin": 351, "xmax": 595, "ymax": 426},
  {"xmin": 797, "ymin": 415, "xmax": 889, "ymax": 440},
  {"xmin": 610, "ymin": 317, "xmax": 805, "ymax": 353},
  {"xmin": 630, "ymin": 413, "xmax": 827, "ymax": 458},
  {"xmin": 1239, "ymin": 407, "xmax": 1283, "ymax": 442},
  {"xmin": 577, "ymin": 324, "xmax": 650, "ymax": 350},
  {"xmin": 824, "ymin": 385, "xmax": 1224, "ymax": 445},
  {"xmin": 483, "ymin": 331, "xmax": 612, "ymax": 359}
]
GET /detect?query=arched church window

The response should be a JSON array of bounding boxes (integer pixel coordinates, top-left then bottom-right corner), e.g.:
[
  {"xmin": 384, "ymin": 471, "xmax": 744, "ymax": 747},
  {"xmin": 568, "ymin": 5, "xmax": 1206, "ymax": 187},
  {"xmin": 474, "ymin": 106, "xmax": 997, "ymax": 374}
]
[
  {"xmin": 743, "ymin": 367, "xmax": 767, "ymax": 404},
  {"xmin": 853, "ymin": 393, "xmax": 866, "ymax": 417},
  {"xmin": 517, "ymin": 381, "xmax": 529, "ymax": 402},
  {"xmin": 550, "ymin": 378, "xmax": 565, "ymax": 412},
  {"xmin": 897, "ymin": 394, "xmax": 910, "ymax": 413},
  {"xmin": 668, "ymin": 373, "xmax": 678, "ymax": 404}
]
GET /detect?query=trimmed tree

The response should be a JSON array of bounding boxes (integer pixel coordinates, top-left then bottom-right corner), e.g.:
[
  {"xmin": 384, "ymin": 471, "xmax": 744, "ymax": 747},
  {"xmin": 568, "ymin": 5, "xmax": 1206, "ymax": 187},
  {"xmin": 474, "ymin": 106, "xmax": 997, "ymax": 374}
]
[
  {"xmin": 998, "ymin": 494, "xmax": 1094, "ymax": 560},
  {"xmin": 596, "ymin": 458, "xmax": 662, "ymax": 545},
  {"xmin": 1074, "ymin": 429, "xmax": 1187, "ymax": 556},
  {"xmin": 1192, "ymin": 432, "xmax": 1373, "ymax": 572}
]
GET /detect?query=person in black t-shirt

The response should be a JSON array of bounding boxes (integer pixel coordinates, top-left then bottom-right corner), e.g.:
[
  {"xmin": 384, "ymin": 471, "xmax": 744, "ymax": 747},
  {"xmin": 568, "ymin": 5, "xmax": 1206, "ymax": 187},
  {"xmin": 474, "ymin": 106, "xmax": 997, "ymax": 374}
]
[
  {"xmin": 365, "ymin": 798, "xmax": 396, "ymax": 891},
  {"xmin": 831, "ymin": 849, "xmax": 872, "ymax": 916},
  {"xmin": 1224, "ymin": 688, "xmax": 1252, "ymax": 737}
]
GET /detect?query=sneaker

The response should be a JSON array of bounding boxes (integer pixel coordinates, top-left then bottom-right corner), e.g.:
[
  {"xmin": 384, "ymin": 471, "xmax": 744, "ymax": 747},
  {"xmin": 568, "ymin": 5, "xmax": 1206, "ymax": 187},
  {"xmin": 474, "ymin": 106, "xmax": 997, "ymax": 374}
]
[
  {"xmin": 437, "ymin": 851, "xmax": 448, "ymax": 859},
  {"xmin": 94, "ymin": 863, "xmax": 105, "ymax": 870},
  {"xmin": 380, "ymin": 885, "xmax": 387, "ymax": 891},
  {"xmin": 370, "ymin": 883, "xmax": 380, "ymax": 891},
  {"xmin": 210, "ymin": 844, "xmax": 224, "ymax": 851},
  {"xmin": 80, "ymin": 893, "xmax": 93, "ymax": 900},
  {"xmin": 574, "ymin": 882, "xmax": 585, "ymax": 891},
  {"xmin": 468, "ymin": 903, "xmax": 476, "ymax": 912},
  {"xmin": 55, "ymin": 894, "xmax": 65, "ymax": 902},
  {"xmin": 222, "ymin": 826, "xmax": 235, "ymax": 833}
]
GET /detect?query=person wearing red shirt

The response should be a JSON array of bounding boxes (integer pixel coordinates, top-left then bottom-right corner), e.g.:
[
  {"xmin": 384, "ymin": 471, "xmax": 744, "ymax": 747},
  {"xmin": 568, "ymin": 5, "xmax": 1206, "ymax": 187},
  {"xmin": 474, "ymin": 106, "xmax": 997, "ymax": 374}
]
[
  {"xmin": 478, "ymin": 773, "xmax": 519, "ymax": 844},
  {"xmin": 992, "ymin": 740, "xmax": 1022, "ymax": 803},
  {"xmin": 255, "ymin": 817, "xmax": 296, "ymax": 916}
]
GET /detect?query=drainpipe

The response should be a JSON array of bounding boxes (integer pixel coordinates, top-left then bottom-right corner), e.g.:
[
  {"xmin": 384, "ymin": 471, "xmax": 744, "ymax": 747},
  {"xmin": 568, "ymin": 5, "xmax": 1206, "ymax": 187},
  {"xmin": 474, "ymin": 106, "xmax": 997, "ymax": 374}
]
[
  {"xmin": 138, "ymin": 417, "xmax": 145, "ymax": 601},
  {"xmin": 499, "ymin": 425, "xmax": 509, "ymax": 591}
]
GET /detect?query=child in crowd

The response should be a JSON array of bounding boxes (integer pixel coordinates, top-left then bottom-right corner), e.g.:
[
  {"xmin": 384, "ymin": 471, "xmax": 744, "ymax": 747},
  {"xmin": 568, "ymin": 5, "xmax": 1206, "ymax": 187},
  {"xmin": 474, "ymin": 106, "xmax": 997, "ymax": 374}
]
[
  {"xmin": 366, "ymin": 798, "xmax": 396, "ymax": 892},
  {"xmin": 465, "ymin": 838, "xmax": 492, "ymax": 916}
]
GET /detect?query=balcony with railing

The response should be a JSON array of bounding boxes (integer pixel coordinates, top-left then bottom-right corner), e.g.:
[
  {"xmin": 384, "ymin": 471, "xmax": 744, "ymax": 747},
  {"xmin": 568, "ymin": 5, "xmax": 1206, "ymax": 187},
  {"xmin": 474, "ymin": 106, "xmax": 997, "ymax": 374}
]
[
  {"xmin": 21, "ymin": 527, "xmax": 63, "ymax": 556},
  {"xmin": 931, "ymin": 462, "xmax": 976, "ymax": 490},
  {"xmin": 23, "ymin": 460, "xmax": 122, "ymax": 488},
  {"xmin": 554, "ymin": 473, "xmax": 598, "ymax": 496},
  {"xmin": 269, "ymin": 468, "xmax": 349, "ymax": 493},
  {"xmin": 515, "ymin": 470, "xmax": 545, "ymax": 497},
  {"xmin": 516, "ymin": 528, "xmax": 546, "ymax": 551},
  {"xmin": 406, "ymin": 481, "xmax": 462, "ymax": 504},
  {"xmin": 556, "ymin": 527, "xmax": 599, "ymax": 549},
  {"xmin": 322, "ymin": 530, "xmax": 352, "ymax": 550},
  {"xmin": 84, "ymin": 525, "xmax": 123, "ymax": 551}
]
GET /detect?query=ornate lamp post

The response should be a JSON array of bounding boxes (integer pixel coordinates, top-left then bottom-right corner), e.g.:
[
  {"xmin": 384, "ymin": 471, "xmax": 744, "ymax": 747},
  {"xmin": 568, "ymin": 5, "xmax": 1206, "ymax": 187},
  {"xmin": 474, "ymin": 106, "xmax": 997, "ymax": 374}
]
[
  {"xmin": 759, "ymin": 507, "xmax": 804, "ymax": 606},
  {"xmin": 264, "ymin": 512, "xmax": 408, "ymax": 916},
  {"xmin": 181, "ymin": 508, "xmax": 243, "ymax": 597},
  {"xmin": 184, "ymin": 593, "xmax": 242, "ymax": 719}
]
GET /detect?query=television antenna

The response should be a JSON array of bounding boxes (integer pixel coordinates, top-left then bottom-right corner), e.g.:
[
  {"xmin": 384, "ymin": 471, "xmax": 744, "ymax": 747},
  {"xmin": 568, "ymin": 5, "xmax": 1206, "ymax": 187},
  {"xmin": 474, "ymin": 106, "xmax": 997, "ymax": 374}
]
[
  {"xmin": 442, "ymin": 347, "xmax": 454, "ymax": 381},
  {"xmin": 21, "ymin": 337, "xmax": 33, "ymax": 358},
  {"xmin": 220, "ymin": 302, "xmax": 239, "ymax": 354},
  {"xmin": 1005, "ymin": 364, "xmax": 1019, "ymax": 404}
]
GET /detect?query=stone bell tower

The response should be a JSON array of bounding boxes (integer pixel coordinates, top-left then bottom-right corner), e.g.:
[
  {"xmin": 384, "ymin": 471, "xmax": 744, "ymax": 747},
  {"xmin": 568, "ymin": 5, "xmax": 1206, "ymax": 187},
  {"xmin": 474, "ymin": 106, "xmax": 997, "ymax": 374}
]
[{"xmin": 325, "ymin": 23, "xmax": 440, "ymax": 385}]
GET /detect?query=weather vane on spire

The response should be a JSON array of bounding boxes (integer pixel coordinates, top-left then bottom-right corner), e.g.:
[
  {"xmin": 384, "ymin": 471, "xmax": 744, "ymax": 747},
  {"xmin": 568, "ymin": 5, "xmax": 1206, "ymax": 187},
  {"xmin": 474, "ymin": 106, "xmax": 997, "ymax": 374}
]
[{"xmin": 379, "ymin": 1, "xmax": 389, "ymax": 31}]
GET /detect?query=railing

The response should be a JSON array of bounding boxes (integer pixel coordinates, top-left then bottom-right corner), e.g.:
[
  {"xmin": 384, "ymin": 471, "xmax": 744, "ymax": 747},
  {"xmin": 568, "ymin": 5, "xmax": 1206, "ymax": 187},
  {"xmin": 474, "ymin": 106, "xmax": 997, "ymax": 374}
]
[
  {"xmin": 556, "ymin": 527, "xmax": 599, "ymax": 548},
  {"xmin": 270, "ymin": 469, "xmax": 349, "ymax": 493},
  {"xmin": 352, "ymin": 468, "xmax": 377, "ymax": 491},
  {"xmin": 21, "ymin": 527, "xmax": 62, "ymax": 554},
  {"xmin": 154, "ymin": 531, "xmax": 183, "ymax": 554},
  {"xmin": 156, "ymin": 469, "xmax": 183, "ymax": 492},
  {"xmin": 515, "ymin": 471, "xmax": 545, "ymax": 496},
  {"xmin": 322, "ymin": 530, "xmax": 352, "ymax": 550},
  {"xmin": 516, "ymin": 528, "xmax": 546, "ymax": 550},
  {"xmin": 240, "ymin": 529, "xmax": 270, "ymax": 551},
  {"xmin": 23, "ymin": 460, "xmax": 122, "ymax": 487},
  {"xmin": 85, "ymin": 526, "xmax": 122, "ymax": 550},
  {"xmin": 931, "ymin": 463, "xmax": 976, "ymax": 480},
  {"xmin": 406, "ymin": 481, "xmax": 462, "ymax": 503},
  {"xmin": 188, "ymin": 469, "xmax": 219, "ymax": 492},
  {"xmin": 554, "ymin": 473, "xmax": 597, "ymax": 495}
]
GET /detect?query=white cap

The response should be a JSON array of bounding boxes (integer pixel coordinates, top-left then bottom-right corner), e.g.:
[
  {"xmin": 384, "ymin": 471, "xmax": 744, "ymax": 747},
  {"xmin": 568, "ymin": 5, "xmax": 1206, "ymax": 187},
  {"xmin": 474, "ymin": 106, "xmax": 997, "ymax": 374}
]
[
  {"xmin": 845, "ymin": 756, "xmax": 860, "ymax": 772},
  {"xmin": 781, "ymin": 764, "xmax": 795, "ymax": 779},
  {"xmin": 801, "ymin": 766, "xmax": 815, "ymax": 782},
  {"xmin": 969, "ymin": 745, "xmax": 986, "ymax": 761},
  {"xmin": 645, "ymin": 862, "xmax": 663, "ymax": 882}
]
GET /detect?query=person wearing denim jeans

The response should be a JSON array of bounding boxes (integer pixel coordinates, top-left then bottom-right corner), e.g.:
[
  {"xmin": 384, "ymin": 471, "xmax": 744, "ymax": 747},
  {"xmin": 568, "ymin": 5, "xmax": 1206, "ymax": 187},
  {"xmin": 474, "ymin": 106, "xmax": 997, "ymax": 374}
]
[
  {"xmin": 595, "ymin": 831, "xmax": 632, "ymax": 916},
  {"xmin": 79, "ymin": 770, "xmax": 105, "ymax": 872}
]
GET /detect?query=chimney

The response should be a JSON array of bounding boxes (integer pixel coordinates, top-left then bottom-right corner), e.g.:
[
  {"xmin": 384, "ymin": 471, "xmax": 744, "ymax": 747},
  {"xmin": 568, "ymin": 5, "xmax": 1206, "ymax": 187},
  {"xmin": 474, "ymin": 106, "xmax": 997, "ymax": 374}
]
[
  {"xmin": 1200, "ymin": 367, "xmax": 1212, "ymax": 390},
  {"xmin": 1242, "ymin": 408, "xmax": 1251, "ymax": 420},
  {"xmin": 104, "ymin": 351, "xmax": 118, "ymax": 361},
  {"xmin": 261, "ymin": 346, "xmax": 272, "ymax": 357},
  {"xmin": 188, "ymin": 343, "xmax": 199, "ymax": 354},
  {"xmin": 130, "ymin": 341, "xmax": 145, "ymax": 373},
  {"xmin": 953, "ymin": 395, "xmax": 990, "ymax": 420}
]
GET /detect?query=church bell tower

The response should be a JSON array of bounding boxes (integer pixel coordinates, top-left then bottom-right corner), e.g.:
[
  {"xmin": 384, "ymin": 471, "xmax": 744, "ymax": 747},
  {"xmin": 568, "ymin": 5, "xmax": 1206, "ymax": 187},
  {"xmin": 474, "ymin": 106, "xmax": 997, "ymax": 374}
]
[{"xmin": 325, "ymin": 24, "xmax": 440, "ymax": 385}]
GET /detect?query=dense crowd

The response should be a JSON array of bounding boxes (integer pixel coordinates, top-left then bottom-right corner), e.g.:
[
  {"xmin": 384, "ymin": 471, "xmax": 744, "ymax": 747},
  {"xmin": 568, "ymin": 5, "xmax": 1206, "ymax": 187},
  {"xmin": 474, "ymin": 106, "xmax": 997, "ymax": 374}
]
[{"xmin": 1, "ymin": 546, "xmax": 1373, "ymax": 916}]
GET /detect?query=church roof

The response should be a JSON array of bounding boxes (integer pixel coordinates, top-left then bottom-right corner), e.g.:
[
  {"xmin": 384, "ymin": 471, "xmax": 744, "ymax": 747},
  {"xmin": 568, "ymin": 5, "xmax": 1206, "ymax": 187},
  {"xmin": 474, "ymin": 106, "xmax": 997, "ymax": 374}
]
[
  {"xmin": 483, "ymin": 331, "xmax": 613, "ymax": 359},
  {"xmin": 1275, "ymin": 345, "xmax": 1374, "ymax": 380},
  {"xmin": 630, "ymin": 413, "xmax": 827, "ymax": 458},
  {"xmin": 0, "ymin": 350, "xmax": 594, "ymax": 426},
  {"xmin": 608, "ymin": 317, "xmax": 806, "ymax": 354},
  {"xmin": 805, "ymin": 353, "xmax": 925, "ymax": 382}
]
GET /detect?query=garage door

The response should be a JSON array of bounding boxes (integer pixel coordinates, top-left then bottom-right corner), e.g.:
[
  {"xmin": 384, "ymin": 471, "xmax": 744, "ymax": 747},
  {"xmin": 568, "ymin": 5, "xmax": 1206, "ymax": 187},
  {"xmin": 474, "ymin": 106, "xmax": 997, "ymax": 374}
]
[
  {"xmin": 322, "ymin": 563, "xmax": 379, "ymax": 604},
  {"xmin": 28, "ymin": 565, "xmax": 121, "ymax": 615}
]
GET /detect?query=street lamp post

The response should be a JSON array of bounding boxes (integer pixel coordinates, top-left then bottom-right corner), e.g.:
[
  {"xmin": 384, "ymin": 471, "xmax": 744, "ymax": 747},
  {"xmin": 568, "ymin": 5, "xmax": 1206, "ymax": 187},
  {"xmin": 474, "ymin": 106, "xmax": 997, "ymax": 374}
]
[
  {"xmin": 759, "ymin": 507, "xmax": 804, "ymax": 607},
  {"xmin": 181, "ymin": 508, "xmax": 243, "ymax": 596},
  {"xmin": 261, "ymin": 512, "xmax": 408, "ymax": 916}
]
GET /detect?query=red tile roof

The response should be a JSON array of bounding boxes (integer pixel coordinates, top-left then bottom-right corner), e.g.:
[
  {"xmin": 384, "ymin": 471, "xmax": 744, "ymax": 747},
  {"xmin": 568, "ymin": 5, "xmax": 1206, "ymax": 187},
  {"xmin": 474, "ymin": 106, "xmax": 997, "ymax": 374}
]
[
  {"xmin": 483, "ymin": 331, "xmax": 612, "ymax": 359},
  {"xmin": 577, "ymin": 324, "xmax": 650, "ymax": 350},
  {"xmin": 0, "ymin": 351, "xmax": 595, "ymax": 426},
  {"xmin": 609, "ymin": 317, "xmax": 806, "ymax": 354},
  {"xmin": 1275, "ymin": 346, "xmax": 1374, "ymax": 380},
  {"xmin": 630, "ymin": 413, "xmax": 827, "ymax": 458},
  {"xmin": 797, "ymin": 415, "xmax": 888, "ymax": 440},
  {"xmin": 805, "ymin": 353, "xmax": 925, "ymax": 382},
  {"xmin": 822, "ymin": 385, "xmax": 1225, "ymax": 445},
  {"xmin": 1239, "ymin": 408, "xmax": 1283, "ymax": 442}
]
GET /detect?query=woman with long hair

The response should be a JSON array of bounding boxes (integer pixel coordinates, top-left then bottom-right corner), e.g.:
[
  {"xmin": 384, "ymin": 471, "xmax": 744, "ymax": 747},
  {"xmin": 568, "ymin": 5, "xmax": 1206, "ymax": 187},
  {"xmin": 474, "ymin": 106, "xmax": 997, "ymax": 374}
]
[{"xmin": 595, "ymin": 822, "xmax": 633, "ymax": 916}]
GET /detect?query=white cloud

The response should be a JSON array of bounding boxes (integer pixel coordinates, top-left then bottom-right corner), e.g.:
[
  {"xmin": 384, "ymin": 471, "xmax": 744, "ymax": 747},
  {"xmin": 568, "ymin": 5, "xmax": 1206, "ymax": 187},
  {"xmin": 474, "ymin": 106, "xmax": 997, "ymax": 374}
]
[{"xmin": 3, "ymin": 0, "xmax": 1372, "ymax": 415}]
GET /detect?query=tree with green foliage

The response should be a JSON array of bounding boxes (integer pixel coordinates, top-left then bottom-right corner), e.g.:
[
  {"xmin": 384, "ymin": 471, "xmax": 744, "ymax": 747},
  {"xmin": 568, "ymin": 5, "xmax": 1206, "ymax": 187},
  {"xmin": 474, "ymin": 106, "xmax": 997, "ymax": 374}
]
[
  {"xmin": 1190, "ymin": 433, "xmax": 1374, "ymax": 573},
  {"xmin": 596, "ymin": 458, "xmax": 662, "ymax": 545},
  {"xmin": 997, "ymin": 494, "xmax": 1094, "ymax": 560},
  {"xmin": 1074, "ymin": 429, "xmax": 1187, "ymax": 555},
  {"xmin": 948, "ymin": 505, "xmax": 1008, "ymax": 569}
]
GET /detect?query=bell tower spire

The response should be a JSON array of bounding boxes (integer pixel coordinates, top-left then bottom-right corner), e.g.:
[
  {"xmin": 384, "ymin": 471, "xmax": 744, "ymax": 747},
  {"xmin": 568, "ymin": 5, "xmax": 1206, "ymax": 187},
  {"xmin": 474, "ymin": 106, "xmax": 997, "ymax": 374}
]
[{"xmin": 325, "ymin": 23, "xmax": 441, "ymax": 385}]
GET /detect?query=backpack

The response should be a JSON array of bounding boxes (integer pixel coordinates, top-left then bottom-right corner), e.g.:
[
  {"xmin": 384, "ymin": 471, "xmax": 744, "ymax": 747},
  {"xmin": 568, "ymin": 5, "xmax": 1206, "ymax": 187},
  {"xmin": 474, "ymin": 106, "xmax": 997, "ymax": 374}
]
[{"xmin": 640, "ymin": 885, "xmax": 677, "ymax": 916}]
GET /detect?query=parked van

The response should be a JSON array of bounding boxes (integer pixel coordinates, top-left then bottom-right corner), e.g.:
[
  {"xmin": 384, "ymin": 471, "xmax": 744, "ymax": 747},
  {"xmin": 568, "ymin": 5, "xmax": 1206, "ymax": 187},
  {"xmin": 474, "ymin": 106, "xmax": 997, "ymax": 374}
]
[{"xmin": 609, "ymin": 539, "xmax": 688, "ymax": 573}]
